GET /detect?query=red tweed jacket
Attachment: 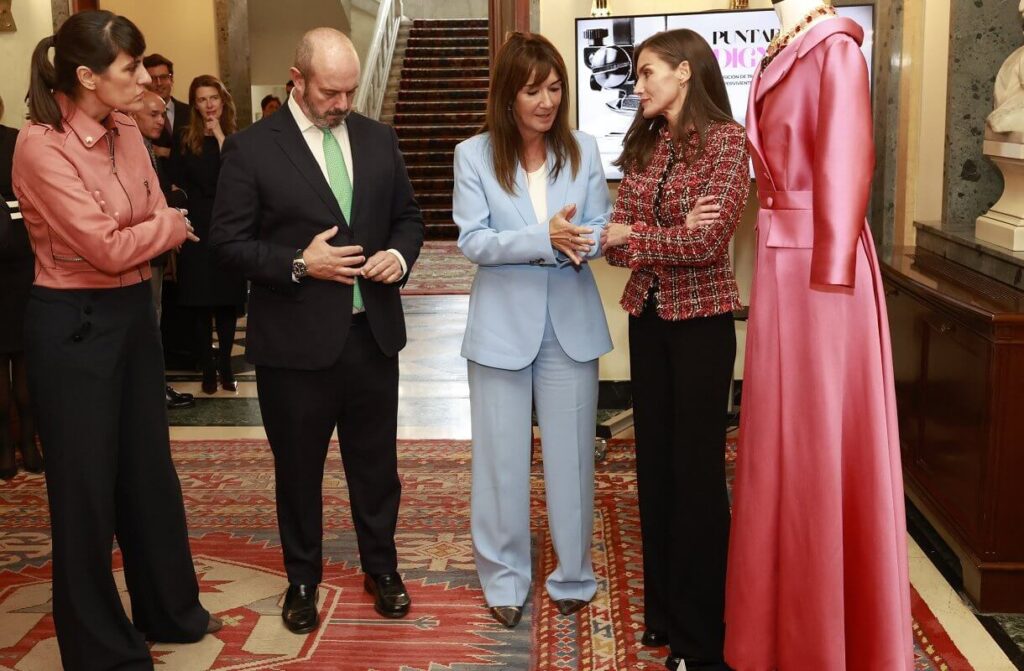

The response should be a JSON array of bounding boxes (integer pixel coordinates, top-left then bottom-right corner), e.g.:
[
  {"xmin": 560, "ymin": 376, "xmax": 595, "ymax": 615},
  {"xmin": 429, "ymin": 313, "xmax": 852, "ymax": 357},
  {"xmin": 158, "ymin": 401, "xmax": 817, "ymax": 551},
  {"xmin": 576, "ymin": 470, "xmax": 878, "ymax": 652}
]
[{"xmin": 606, "ymin": 121, "xmax": 750, "ymax": 321}]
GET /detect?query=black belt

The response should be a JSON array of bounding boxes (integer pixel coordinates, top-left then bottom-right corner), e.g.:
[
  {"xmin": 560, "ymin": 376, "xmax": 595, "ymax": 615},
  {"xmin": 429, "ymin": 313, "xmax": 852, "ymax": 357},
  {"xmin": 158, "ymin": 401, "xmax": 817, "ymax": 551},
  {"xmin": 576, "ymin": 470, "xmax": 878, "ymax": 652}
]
[{"xmin": 351, "ymin": 311, "xmax": 368, "ymax": 324}]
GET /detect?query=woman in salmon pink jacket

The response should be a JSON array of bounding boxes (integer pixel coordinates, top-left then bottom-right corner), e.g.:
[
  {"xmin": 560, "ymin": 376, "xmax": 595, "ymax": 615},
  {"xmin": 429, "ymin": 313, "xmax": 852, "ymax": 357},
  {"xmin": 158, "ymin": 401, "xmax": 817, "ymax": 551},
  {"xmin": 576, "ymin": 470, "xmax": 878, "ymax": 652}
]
[{"xmin": 12, "ymin": 11, "xmax": 219, "ymax": 670}]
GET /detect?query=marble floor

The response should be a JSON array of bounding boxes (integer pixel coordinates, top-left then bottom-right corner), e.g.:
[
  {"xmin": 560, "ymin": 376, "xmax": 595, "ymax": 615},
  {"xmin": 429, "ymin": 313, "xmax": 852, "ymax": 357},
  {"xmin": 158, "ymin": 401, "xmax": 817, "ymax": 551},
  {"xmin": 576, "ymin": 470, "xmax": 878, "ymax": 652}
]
[{"xmin": 165, "ymin": 294, "xmax": 1022, "ymax": 670}]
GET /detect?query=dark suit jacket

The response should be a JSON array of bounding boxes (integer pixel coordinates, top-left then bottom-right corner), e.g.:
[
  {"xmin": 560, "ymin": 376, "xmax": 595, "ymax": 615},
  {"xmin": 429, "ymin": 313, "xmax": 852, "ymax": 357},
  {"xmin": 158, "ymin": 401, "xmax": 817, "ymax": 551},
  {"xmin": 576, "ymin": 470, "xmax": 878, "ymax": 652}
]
[
  {"xmin": 209, "ymin": 106, "xmax": 424, "ymax": 370},
  {"xmin": 154, "ymin": 97, "xmax": 191, "ymax": 149}
]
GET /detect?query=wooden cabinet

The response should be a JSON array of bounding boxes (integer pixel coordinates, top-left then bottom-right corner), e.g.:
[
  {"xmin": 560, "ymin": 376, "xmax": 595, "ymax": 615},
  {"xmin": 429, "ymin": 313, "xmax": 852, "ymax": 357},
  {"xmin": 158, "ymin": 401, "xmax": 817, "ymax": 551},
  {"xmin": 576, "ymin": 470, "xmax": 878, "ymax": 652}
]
[{"xmin": 883, "ymin": 248, "xmax": 1024, "ymax": 613}]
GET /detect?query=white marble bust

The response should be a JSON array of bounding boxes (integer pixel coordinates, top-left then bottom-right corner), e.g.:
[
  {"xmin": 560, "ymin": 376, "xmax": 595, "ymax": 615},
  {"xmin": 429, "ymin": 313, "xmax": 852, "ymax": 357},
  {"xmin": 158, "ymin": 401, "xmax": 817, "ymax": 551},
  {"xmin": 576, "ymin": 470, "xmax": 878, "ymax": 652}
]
[{"xmin": 987, "ymin": 0, "xmax": 1024, "ymax": 142}]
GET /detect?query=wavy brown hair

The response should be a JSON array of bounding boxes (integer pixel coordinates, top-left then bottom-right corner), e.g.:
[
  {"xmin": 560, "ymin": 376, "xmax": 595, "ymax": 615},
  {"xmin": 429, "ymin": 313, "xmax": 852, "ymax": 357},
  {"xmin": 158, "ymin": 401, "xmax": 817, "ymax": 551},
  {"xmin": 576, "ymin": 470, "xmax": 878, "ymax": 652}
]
[
  {"xmin": 614, "ymin": 29, "xmax": 735, "ymax": 174},
  {"xmin": 482, "ymin": 32, "xmax": 580, "ymax": 195},
  {"xmin": 180, "ymin": 74, "xmax": 237, "ymax": 156}
]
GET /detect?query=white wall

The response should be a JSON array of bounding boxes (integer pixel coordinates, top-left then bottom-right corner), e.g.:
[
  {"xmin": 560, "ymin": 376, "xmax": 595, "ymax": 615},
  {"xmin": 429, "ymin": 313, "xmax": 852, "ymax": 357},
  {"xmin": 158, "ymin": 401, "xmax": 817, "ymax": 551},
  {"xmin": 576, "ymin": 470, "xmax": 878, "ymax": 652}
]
[
  {"xmin": 102, "ymin": 0, "xmax": 220, "ymax": 100},
  {"xmin": 0, "ymin": 0, "xmax": 54, "ymax": 128},
  {"xmin": 249, "ymin": 0, "xmax": 351, "ymax": 87}
]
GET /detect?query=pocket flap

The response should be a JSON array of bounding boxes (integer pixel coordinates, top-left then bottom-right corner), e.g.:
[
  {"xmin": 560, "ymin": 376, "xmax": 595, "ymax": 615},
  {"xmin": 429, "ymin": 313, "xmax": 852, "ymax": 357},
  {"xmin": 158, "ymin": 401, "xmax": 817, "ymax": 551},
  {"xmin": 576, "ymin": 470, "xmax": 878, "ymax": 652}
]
[{"xmin": 764, "ymin": 209, "xmax": 814, "ymax": 249}]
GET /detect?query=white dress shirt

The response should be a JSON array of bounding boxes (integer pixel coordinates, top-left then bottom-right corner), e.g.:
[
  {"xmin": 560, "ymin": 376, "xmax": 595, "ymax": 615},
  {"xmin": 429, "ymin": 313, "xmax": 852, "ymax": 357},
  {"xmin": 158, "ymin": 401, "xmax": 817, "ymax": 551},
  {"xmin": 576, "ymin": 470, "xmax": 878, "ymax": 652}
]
[{"xmin": 287, "ymin": 92, "xmax": 407, "ymax": 276}]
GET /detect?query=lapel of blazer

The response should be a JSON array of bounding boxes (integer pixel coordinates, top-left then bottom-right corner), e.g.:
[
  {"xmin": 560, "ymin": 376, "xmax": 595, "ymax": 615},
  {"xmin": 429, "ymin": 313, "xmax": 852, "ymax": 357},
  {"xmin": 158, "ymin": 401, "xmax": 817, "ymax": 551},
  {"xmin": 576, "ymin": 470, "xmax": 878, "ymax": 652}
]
[
  {"xmin": 506, "ymin": 162, "xmax": 537, "ymax": 227},
  {"xmin": 745, "ymin": 70, "xmax": 775, "ymax": 191},
  {"xmin": 754, "ymin": 16, "xmax": 864, "ymax": 104},
  {"xmin": 346, "ymin": 113, "xmax": 368, "ymax": 243},
  {"xmin": 545, "ymin": 148, "xmax": 571, "ymax": 224},
  {"xmin": 507, "ymin": 145, "xmax": 572, "ymax": 227},
  {"xmin": 270, "ymin": 104, "xmax": 349, "ymax": 229}
]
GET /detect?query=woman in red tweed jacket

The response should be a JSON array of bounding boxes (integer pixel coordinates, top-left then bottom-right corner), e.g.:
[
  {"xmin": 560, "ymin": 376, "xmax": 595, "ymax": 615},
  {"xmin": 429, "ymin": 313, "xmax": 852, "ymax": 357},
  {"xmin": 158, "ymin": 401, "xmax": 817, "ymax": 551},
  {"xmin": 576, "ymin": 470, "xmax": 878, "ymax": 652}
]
[{"xmin": 600, "ymin": 28, "xmax": 749, "ymax": 671}]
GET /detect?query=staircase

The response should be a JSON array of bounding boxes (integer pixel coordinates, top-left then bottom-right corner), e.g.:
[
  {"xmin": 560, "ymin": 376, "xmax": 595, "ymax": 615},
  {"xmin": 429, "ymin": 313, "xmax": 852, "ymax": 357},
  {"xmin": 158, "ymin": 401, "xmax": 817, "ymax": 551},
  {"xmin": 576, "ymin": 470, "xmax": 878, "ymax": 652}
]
[{"xmin": 383, "ymin": 18, "xmax": 489, "ymax": 239}]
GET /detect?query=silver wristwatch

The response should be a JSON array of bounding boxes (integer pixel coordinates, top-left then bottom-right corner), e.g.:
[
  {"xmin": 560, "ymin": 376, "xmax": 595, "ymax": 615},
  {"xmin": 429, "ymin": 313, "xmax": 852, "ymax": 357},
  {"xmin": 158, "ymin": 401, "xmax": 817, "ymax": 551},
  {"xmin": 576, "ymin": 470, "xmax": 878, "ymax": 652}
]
[{"xmin": 292, "ymin": 249, "xmax": 308, "ymax": 281}]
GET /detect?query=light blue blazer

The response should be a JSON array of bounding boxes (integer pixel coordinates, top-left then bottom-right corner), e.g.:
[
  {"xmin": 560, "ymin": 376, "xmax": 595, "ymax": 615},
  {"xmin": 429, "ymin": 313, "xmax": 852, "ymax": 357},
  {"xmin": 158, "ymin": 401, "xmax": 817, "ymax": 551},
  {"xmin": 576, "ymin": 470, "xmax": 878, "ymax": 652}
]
[{"xmin": 453, "ymin": 130, "xmax": 614, "ymax": 371}]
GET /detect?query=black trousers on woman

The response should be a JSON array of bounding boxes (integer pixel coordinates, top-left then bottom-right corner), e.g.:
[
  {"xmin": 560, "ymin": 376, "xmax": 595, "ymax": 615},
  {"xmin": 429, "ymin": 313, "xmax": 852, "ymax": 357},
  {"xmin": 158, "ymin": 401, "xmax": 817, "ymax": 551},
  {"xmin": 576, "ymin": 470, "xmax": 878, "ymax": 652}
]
[
  {"xmin": 25, "ymin": 282, "xmax": 209, "ymax": 671},
  {"xmin": 629, "ymin": 306, "xmax": 735, "ymax": 666}
]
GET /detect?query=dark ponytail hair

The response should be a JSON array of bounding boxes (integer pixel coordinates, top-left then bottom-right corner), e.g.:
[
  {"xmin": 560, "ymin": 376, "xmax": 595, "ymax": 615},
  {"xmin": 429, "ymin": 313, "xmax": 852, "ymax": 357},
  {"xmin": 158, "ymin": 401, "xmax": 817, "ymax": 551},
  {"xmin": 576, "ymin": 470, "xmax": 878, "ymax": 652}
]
[{"xmin": 28, "ymin": 10, "xmax": 146, "ymax": 131}]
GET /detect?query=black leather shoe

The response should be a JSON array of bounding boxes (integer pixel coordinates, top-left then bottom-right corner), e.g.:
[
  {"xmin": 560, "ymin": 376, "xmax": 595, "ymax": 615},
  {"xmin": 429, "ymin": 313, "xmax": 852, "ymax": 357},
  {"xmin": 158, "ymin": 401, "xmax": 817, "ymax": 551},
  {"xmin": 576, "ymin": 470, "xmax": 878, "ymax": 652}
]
[
  {"xmin": 166, "ymin": 385, "xmax": 196, "ymax": 409},
  {"xmin": 554, "ymin": 598, "xmax": 588, "ymax": 615},
  {"xmin": 206, "ymin": 614, "xmax": 223, "ymax": 633},
  {"xmin": 281, "ymin": 584, "xmax": 319, "ymax": 634},
  {"xmin": 489, "ymin": 605, "xmax": 523, "ymax": 628},
  {"xmin": 642, "ymin": 629, "xmax": 668, "ymax": 647},
  {"xmin": 18, "ymin": 439, "xmax": 43, "ymax": 475},
  {"xmin": 364, "ymin": 572, "xmax": 411, "ymax": 618},
  {"xmin": 666, "ymin": 657, "xmax": 732, "ymax": 671}
]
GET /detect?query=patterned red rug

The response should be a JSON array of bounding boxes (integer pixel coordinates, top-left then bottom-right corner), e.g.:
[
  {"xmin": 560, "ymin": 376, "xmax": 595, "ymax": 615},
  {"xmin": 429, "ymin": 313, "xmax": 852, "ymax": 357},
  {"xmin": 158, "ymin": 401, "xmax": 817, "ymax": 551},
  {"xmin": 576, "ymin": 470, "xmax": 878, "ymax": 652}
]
[
  {"xmin": 0, "ymin": 439, "xmax": 973, "ymax": 669},
  {"xmin": 401, "ymin": 241, "xmax": 475, "ymax": 295}
]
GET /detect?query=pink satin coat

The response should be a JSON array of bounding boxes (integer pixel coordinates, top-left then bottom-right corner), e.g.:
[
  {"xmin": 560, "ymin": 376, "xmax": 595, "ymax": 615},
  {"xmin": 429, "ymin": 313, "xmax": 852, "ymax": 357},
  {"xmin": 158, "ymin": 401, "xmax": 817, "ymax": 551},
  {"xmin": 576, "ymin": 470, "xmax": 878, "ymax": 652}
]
[{"xmin": 723, "ymin": 18, "xmax": 913, "ymax": 670}]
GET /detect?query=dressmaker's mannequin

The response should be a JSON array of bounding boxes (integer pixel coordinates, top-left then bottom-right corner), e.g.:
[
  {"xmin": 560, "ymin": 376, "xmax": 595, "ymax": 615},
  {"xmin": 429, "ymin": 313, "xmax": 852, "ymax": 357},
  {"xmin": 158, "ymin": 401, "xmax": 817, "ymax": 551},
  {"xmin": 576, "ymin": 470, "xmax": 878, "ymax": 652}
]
[{"xmin": 771, "ymin": 0, "xmax": 835, "ymax": 34}]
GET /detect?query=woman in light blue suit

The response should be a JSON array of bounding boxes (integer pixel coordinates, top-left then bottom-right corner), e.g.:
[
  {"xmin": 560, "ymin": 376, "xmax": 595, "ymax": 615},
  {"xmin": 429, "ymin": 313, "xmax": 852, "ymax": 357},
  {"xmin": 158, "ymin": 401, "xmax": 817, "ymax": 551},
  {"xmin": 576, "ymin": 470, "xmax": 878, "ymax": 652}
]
[{"xmin": 452, "ymin": 32, "xmax": 613, "ymax": 629}]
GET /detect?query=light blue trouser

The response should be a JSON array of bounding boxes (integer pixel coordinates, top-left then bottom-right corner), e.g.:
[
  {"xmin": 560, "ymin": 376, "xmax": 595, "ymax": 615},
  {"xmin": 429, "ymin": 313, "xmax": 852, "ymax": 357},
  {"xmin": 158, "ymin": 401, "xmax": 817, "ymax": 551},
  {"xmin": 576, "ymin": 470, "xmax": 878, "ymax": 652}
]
[{"xmin": 468, "ymin": 316, "xmax": 599, "ymax": 607}]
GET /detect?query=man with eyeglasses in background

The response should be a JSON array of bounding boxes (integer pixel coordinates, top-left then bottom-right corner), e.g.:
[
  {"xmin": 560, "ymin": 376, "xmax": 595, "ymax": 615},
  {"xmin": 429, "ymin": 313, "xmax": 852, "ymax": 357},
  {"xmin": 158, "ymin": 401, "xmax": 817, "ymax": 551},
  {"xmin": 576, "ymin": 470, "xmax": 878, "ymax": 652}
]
[{"xmin": 143, "ymin": 53, "xmax": 190, "ymax": 160}]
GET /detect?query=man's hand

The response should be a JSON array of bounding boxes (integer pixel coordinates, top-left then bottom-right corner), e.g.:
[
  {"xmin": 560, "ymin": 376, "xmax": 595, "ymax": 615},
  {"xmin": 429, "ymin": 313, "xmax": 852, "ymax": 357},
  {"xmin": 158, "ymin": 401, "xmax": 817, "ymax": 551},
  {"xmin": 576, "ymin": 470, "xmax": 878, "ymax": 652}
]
[
  {"xmin": 153, "ymin": 146, "xmax": 171, "ymax": 159},
  {"xmin": 362, "ymin": 251, "xmax": 404, "ymax": 284},
  {"xmin": 549, "ymin": 204, "xmax": 593, "ymax": 265},
  {"xmin": 302, "ymin": 226, "xmax": 364, "ymax": 285}
]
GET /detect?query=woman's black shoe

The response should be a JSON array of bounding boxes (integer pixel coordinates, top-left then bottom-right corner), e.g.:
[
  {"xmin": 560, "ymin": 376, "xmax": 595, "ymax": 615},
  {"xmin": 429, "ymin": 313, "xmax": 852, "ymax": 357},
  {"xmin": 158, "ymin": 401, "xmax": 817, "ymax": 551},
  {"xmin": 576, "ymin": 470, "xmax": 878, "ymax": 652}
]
[
  {"xmin": 18, "ymin": 439, "xmax": 43, "ymax": 474},
  {"xmin": 554, "ymin": 598, "xmax": 588, "ymax": 615},
  {"xmin": 489, "ymin": 605, "xmax": 523, "ymax": 628},
  {"xmin": 219, "ymin": 367, "xmax": 237, "ymax": 392},
  {"xmin": 0, "ymin": 435, "xmax": 16, "ymax": 480},
  {"xmin": 218, "ymin": 355, "xmax": 237, "ymax": 392},
  {"xmin": 642, "ymin": 629, "xmax": 668, "ymax": 647},
  {"xmin": 202, "ymin": 360, "xmax": 218, "ymax": 394}
]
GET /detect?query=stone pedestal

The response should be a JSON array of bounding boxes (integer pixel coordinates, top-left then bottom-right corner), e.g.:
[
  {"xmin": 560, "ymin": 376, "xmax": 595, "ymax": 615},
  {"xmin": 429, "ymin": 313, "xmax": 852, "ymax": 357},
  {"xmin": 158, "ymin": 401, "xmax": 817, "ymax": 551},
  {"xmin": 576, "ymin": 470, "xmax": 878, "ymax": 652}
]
[{"xmin": 976, "ymin": 141, "xmax": 1024, "ymax": 251}]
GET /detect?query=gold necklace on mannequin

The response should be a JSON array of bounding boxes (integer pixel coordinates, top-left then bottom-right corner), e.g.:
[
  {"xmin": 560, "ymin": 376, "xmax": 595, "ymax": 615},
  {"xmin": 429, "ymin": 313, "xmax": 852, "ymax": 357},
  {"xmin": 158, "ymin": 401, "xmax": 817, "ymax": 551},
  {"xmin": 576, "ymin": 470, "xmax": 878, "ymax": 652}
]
[{"xmin": 761, "ymin": 3, "xmax": 837, "ymax": 70}]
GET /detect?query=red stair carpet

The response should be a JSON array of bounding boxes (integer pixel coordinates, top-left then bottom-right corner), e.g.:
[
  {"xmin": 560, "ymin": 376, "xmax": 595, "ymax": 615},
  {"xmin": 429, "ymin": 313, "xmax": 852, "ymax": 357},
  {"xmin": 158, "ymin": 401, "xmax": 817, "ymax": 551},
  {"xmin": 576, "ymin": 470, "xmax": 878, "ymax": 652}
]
[{"xmin": 394, "ymin": 19, "xmax": 489, "ymax": 240}]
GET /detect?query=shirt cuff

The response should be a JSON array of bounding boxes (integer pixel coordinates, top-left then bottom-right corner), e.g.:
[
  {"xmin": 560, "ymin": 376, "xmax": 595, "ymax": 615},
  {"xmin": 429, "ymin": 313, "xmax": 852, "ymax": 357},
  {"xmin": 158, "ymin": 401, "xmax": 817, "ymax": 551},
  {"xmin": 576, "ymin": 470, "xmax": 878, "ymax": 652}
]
[{"xmin": 386, "ymin": 248, "xmax": 407, "ymax": 276}]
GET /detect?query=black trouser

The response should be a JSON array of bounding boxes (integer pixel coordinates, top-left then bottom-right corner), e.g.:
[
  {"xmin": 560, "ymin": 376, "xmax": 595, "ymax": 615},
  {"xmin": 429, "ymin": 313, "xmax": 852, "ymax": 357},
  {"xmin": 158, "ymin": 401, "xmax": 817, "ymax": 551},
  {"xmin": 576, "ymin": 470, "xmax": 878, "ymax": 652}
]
[
  {"xmin": 0, "ymin": 352, "xmax": 32, "ymax": 451},
  {"xmin": 24, "ymin": 283, "xmax": 209, "ymax": 671},
  {"xmin": 255, "ymin": 315, "xmax": 401, "ymax": 586},
  {"xmin": 193, "ymin": 305, "xmax": 237, "ymax": 369},
  {"xmin": 629, "ymin": 307, "xmax": 735, "ymax": 664}
]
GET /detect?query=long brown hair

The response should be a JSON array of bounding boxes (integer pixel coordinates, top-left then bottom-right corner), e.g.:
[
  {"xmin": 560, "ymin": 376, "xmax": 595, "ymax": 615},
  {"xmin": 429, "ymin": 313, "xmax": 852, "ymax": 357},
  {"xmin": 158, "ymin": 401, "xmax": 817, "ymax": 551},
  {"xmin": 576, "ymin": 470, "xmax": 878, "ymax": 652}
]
[
  {"xmin": 27, "ymin": 10, "xmax": 146, "ymax": 132},
  {"xmin": 482, "ymin": 32, "xmax": 580, "ymax": 194},
  {"xmin": 180, "ymin": 75, "xmax": 237, "ymax": 155},
  {"xmin": 614, "ymin": 29, "xmax": 735, "ymax": 174}
]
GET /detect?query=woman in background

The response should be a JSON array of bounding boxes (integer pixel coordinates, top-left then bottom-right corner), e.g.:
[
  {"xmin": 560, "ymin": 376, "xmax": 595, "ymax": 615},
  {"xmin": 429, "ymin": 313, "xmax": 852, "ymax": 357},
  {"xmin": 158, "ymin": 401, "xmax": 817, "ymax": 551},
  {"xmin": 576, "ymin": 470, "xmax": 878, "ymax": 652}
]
[
  {"xmin": 13, "ymin": 11, "xmax": 218, "ymax": 669},
  {"xmin": 602, "ymin": 28, "xmax": 749, "ymax": 671},
  {"xmin": 0, "ymin": 94, "xmax": 42, "ymax": 479},
  {"xmin": 170, "ymin": 75, "xmax": 246, "ymax": 394}
]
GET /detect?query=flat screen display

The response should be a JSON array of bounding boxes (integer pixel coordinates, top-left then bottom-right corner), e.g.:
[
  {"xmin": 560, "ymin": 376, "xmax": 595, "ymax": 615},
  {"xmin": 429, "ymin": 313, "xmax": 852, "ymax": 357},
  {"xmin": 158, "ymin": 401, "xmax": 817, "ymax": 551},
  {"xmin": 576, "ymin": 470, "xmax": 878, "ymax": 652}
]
[{"xmin": 575, "ymin": 6, "xmax": 875, "ymax": 180}]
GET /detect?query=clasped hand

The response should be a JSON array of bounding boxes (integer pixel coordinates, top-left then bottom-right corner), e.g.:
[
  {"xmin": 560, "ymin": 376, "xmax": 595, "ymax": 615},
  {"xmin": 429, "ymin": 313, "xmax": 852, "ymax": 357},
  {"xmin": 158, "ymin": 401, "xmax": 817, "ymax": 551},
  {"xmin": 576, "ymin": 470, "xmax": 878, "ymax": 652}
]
[
  {"xmin": 549, "ymin": 204, "xmax": 593, "ymax": 266},
  {"xmin": 301, "ymin": 226, "xmax": 404, "ymax": 285}
]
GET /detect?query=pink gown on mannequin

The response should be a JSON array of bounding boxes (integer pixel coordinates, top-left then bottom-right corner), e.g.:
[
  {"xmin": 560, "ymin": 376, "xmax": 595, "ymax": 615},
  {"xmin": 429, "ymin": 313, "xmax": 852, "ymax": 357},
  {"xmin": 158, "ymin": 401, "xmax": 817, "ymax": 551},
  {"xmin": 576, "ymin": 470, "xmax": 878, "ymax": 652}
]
[{"xmin": 723, "ymin": 17, "xmax": 913, "ymax": 670}]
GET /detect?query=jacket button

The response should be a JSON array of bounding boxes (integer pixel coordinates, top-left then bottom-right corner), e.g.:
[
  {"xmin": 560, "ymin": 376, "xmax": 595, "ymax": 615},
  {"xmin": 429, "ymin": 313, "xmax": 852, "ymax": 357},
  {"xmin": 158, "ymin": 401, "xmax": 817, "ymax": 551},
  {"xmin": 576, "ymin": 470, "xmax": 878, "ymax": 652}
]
[
  {"xmin": 72, "ymin": 334, "xmax": 83, "ymax": 343},
  {"xmin": 765, "ymin": 196, "xmax": 775, "ymax": 208},
  {"xmin": 83, "ymin": 306, "xmax": 93, "ymax": 315}
]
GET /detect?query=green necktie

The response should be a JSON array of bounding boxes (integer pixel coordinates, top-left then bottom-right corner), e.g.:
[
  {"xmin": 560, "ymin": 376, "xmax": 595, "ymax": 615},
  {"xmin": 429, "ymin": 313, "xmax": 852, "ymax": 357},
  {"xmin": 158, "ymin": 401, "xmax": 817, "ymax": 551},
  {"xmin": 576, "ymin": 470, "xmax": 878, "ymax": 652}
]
[{"xmin": 322, "ymin": 128, "xmax": 363, "ymax": 311}]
